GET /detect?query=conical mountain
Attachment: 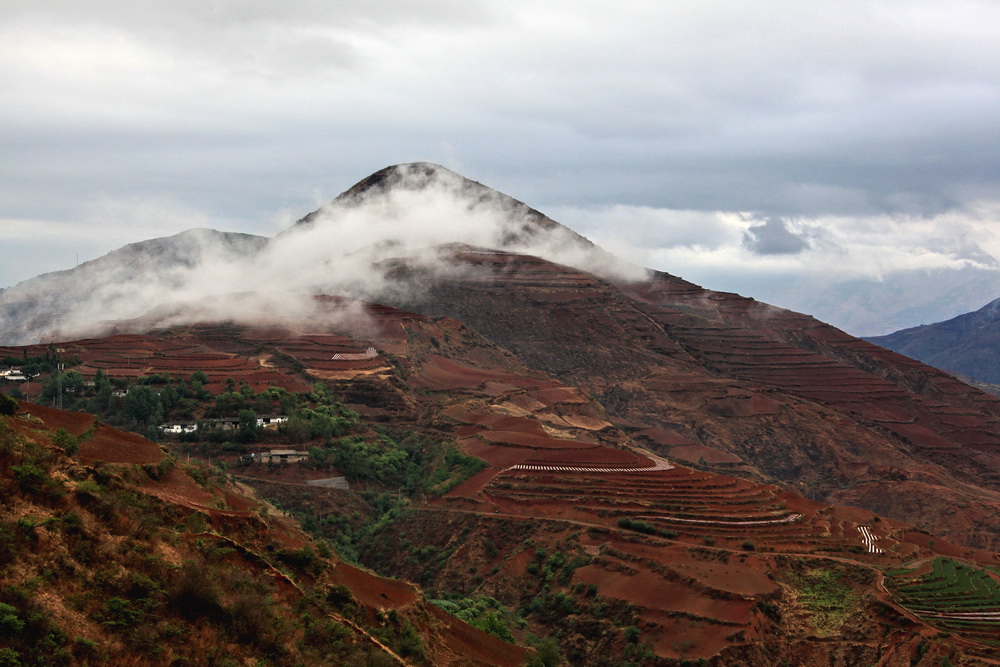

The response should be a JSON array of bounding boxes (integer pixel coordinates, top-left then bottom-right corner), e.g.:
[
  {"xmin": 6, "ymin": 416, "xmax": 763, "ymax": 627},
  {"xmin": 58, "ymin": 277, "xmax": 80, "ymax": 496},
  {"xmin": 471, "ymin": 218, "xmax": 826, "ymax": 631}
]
[
  {"xmin": 7, "ymin": 163, "xmax": 1000, "ymax": 549},
  {"xmin": 0, "ymin": 163, "xmax": 644, "ymax": 344},
  {"xmin": 279, "ymin": 162, "xmax": 640, "ymax": 282}
]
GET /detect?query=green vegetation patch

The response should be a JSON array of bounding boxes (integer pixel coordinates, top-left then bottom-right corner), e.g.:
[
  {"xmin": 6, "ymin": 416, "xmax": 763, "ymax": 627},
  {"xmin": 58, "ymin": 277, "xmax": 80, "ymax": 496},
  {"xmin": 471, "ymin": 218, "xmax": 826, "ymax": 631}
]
[
  {"xmin": 431, "ymin": 596, "xmax": 517, "ymax": 643},
  {"xmin": 888, "ymin": 557, "xmax": 1000, "ymax": 634},
  {"xmin": 616, "ymin": 516, "xmax": 678, "ymax": 539},
  {"xmin": 788, "ymin": 567, "xmax": 861, "ymax": 636},
  {"xmin": 426, "ymin": 446, "xmax": 488, "ymax": 496}
]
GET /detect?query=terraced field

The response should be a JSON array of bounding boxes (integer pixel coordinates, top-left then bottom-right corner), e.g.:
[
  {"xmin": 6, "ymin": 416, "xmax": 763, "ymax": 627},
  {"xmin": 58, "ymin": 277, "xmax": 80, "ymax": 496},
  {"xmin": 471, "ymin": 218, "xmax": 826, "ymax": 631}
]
[
  {"xmin": 391, "ymin": 249, "xmax": 1000, "ymax": 550},
  {"xmin": 2, "ymin": 300, "xmax": 424, "ymax": 401},
  {"xmin": 887, "ymin": 557, "xmax": 1000, "ymax": 644},
  {"xmin": 483, "ymin": 466, "xmax": 870, "ymax": 555}
]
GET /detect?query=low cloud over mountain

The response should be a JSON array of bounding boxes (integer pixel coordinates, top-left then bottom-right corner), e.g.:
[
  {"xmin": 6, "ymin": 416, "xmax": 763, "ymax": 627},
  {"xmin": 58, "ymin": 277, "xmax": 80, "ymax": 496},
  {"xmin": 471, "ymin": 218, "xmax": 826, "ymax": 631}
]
[{"xmin": 0, "ymin": 164, "xmax": 645, "ymax": 344}]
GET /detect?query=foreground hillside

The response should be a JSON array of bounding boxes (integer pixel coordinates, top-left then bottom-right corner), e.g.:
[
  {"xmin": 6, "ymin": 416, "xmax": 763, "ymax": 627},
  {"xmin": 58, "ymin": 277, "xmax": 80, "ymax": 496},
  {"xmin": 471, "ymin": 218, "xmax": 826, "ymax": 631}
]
[
  {"xmin": 0, "ymin": 399, "xmax": 529, "ymax": 666},
  {"xmin": 5, "ymin": 302, "xmax": 1000, "ymax": 663}
]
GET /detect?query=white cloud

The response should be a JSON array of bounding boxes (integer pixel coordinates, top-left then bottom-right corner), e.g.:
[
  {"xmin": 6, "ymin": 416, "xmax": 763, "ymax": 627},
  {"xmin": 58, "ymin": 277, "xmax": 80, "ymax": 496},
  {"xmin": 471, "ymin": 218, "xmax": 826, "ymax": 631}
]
[{"xmin": 548, "ymin": 202, "xmax": 1000, "ymax": 289}]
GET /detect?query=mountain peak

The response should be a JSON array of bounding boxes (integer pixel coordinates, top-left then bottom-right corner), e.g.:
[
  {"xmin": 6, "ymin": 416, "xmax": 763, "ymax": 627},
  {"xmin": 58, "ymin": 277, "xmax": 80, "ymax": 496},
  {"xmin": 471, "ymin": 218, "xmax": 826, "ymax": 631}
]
[
  {"xmin": 337, "ymin": 162, "xmax": 462, "ymax": 202},
  {"xmin": 294, "ymin": 162, "xmax": 559, "ymax": 234}
]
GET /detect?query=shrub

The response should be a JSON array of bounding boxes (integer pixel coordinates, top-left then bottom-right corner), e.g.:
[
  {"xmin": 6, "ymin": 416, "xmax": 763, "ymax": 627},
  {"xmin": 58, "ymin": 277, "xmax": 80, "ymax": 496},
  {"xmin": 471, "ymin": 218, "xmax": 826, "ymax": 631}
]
[
  {"xmin": 170, "ymin": 562, "xmax": 222, "ymax": 619},
  {"xmin": 228, "ymin": 591, "xmax": 277, "ymax": 648},
  {"xmin": 741, "ymin": 541, "xmax": 756, "ymax": 551},
  {"xmin": 0, "ymin": 394, "xmax": 17, "ymax": 416},
  {"xmin": 0, "ymin": 648, "xmax": 22, "ymax": 667},
  {"xmin": 0, "ymin": 603, "xmax": 24, "ymax": 638},
  {"xmin": 12, "ymin": 464, "xmax": 45, "ymax": 493},
  {"xmin": 525, "ymin": 634, "xmax": 561, "ymax": 667},
  {"xmin": 97, "ymin": 597, "xmax": 142, "ymax": 629},
  {"xmin": 395, "ymin": 621, "xmax": 425, "ymax": 659},
  {"xmin": 74, "ymin": 480, "xmax": 102, "ymax": 499},
  {"xmin": 52, "ymin": 428, "xmax": 79, "ymax": 456}
]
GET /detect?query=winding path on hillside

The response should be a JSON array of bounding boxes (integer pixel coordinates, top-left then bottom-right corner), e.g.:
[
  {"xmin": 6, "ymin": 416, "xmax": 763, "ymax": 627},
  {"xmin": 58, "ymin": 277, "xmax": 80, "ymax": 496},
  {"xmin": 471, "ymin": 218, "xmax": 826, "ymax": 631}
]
[
  {"xmin": 634, "ymin": 512, "xmax": 802, "ymax": 526},
  {"xmin": 506, "ymin": 456, "xmax": 674, "ymax": 474}
]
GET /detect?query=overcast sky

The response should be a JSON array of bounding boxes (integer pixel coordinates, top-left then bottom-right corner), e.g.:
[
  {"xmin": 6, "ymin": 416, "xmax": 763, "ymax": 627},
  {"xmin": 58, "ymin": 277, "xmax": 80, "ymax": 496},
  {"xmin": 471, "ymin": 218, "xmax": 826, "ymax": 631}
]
[{"xmin": 3, "ymin": 0, "xmax": 1000, "ymax": 327}]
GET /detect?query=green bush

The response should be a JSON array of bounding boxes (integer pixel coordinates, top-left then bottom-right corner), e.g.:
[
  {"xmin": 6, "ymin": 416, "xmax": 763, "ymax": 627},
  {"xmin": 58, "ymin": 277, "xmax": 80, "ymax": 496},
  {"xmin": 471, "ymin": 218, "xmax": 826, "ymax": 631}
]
[
  {"xmin": 12, "ymin": 464, "xmax": 46, "ymax": 493},
  {"xmin": 97, "ymin": 597, "xmax": 142, "ymax": 629},
  {"xmin": 0, "ymin": 647, "xmax": 22, "ymax": 667},
  {"xmin": 52, "ymin": 428, "xmax": 79, "ymax": 456},
  {"xmin": 0, "ymin": 603, "xmax": 24, "ymax": 638},
  {"xmin": 0, "ymin": 394, "xmax": 17, "ymax": 416}
]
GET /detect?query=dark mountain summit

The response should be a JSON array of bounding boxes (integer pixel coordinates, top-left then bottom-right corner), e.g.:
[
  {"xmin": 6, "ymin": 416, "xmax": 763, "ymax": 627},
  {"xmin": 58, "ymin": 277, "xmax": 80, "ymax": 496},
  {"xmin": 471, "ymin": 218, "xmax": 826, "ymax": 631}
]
[
  {"xmin": 868, "ymin": 296, "xmax": 1000, "ymax": 385},
  {"xmin": 295, "ymin": 162, "xmax": 563, "ymax": 234}
]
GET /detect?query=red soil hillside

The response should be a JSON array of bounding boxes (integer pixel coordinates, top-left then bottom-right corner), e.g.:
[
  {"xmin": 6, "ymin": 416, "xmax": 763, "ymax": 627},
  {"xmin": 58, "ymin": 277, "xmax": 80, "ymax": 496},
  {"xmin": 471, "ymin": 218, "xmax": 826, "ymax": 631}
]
[
  {"xmin": 7, "ymin": 298, "xmax": 1000, "ymax": 663},
  {"xmin": 224, "ymin": 313, "xmax": 993, "ymax": 664},
  {"xmin": 8, "ymin": 163, "xmax": 1000, "ymax": 663},
  {"xmin": 0, "ymin": 399, "xmax": 530, "ymax": 666},
  {"xmin": 385, "ymin": 247, "xmax": 1000, "ymax": 551}
]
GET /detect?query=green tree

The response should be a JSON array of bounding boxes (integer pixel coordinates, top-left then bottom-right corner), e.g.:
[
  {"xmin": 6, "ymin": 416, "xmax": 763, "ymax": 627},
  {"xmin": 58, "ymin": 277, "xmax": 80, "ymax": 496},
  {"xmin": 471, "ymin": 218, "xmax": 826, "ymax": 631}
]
[
  {"xmin": 94, "ymin": 370, "xmax": 111, "ymax": 409},
  {"xmin": 0, "ymin": 393, "xmax": 17, "ymax": 416},
  {"xmin": 159, "ymin": 384, "xmax": 179, "ymax": 412},
  {"xmin": 123, "ymin": 385, "xmax": 162, "ymax": 427},
  {"xmin": 237, "ymin": 409, "xmax": 259, "ymax": 443},
  {"xmin": 0, "ymin": 603, "xmax": 24, "ymax": 638},
  {"xmin": 62, "ymin": 370, "xmax": 85, "ymax": 395},
  {"xmin": 52, "ymin": 428, "xmax": 79, "ymax": 456}
]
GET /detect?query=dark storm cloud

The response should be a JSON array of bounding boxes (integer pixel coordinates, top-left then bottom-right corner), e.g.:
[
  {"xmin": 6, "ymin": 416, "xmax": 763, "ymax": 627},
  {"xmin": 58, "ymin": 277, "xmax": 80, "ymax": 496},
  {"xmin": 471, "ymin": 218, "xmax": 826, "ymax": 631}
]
[{"xmin": 743, "ymin": 218, "xmax": 809, "ymax": 256}]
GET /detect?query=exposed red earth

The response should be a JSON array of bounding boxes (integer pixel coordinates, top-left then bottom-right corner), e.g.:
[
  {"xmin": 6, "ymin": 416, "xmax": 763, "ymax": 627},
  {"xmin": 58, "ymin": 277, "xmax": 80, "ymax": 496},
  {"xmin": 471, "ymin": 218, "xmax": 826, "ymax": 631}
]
[
  {"xmin": 1, "ymin": 399, "xmax": 531, "ymax": 666},
  {"xmin": 8, "ymin": 294, "xmax": 1000, "ymax": 661},
  {"xmin": 385, "ymin": 246, "xmax": 1000, "ymax": 552}
]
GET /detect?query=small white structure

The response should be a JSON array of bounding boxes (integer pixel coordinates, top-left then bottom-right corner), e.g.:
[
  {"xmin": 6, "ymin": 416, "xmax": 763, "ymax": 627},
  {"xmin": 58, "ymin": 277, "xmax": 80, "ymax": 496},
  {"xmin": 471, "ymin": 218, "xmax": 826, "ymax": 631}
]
[
  {"xmin": 2, "ymin": 369, "xmax": 27, "ymax": 383},
  {"xmin": 159, "ymin": 421, "xmax": 198, "ymax": 434},
  {"xmin": 256, "ymin": 415, "xmax": 289, "ymax": 429}
]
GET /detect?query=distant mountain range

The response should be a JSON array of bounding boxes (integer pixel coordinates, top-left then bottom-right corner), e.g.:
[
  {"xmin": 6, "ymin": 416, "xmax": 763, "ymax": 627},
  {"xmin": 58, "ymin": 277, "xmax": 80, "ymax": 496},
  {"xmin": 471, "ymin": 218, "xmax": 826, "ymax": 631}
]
[
  {"xmin": 758, "ymin": 262, "xmax": 1000, "ymax": 338},
  {"xmin": 868, "ymin": 296, "xmax": 1000, "ymax": 385}
]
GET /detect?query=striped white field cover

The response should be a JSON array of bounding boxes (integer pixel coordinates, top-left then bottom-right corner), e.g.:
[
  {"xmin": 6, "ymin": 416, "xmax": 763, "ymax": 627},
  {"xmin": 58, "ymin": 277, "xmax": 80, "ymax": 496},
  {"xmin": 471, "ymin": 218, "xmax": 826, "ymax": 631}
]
[
  {"xmin": 333, "ymin": 347, "xmax": 377, "ymax": 361},
  {"xmin": 858, "ymin": 525, "xmax": 883, "ymax": 553}
]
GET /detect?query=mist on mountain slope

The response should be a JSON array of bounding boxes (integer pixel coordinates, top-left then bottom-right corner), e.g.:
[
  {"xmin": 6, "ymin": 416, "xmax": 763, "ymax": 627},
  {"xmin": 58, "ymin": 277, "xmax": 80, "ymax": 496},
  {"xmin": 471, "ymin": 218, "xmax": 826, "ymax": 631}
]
[{"xmin": 0, "ymin": 164, "xmax": 646, "ymax": 344}]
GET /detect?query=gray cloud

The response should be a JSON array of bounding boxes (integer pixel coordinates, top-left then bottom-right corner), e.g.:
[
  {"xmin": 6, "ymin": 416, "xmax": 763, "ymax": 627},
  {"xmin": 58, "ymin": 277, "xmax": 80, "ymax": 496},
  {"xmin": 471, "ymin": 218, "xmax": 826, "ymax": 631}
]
[{"xmin": 743, "ymin": 218, "xmax": 810, "ymax": 255}]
